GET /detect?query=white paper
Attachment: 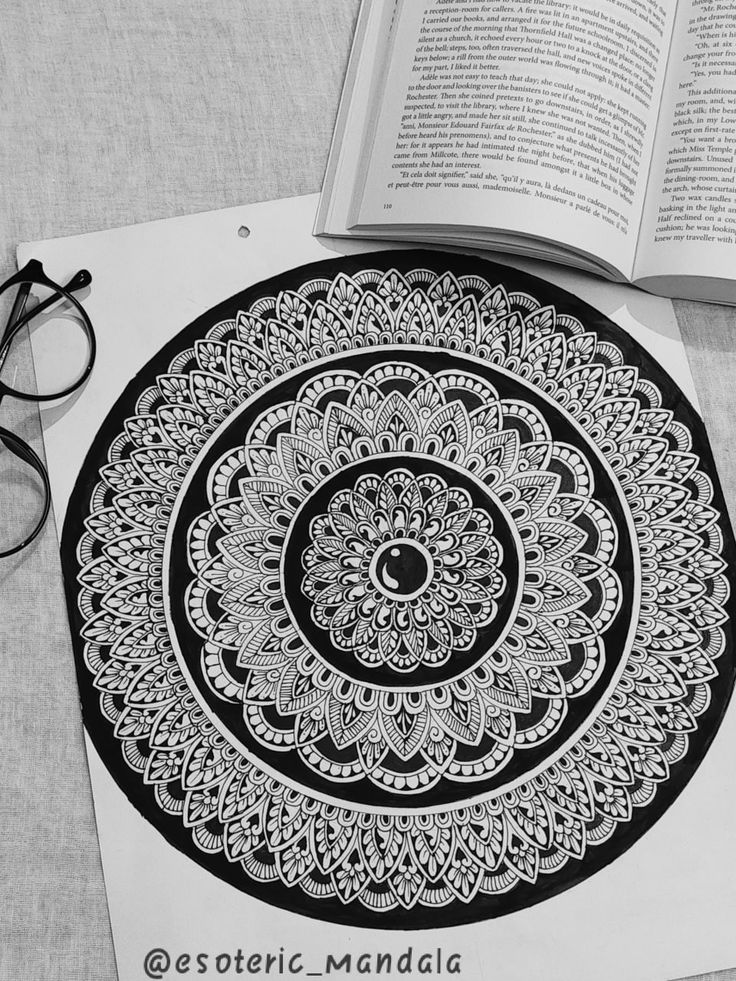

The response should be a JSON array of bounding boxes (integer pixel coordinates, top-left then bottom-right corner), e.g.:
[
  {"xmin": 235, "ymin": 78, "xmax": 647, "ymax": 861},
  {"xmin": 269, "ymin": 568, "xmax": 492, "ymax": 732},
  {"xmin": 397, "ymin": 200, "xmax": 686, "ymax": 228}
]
[{"xmin": 20, "ymin": 193, "xmax": 735, "ymax": 981}]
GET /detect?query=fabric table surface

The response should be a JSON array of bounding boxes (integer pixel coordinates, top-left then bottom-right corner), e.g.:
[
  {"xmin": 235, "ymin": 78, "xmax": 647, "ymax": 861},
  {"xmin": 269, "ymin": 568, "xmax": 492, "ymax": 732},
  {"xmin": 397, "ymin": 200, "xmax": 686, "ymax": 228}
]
[{"xmin": 1, "ymin": 3, "xmax": 735, "ymax": 979}]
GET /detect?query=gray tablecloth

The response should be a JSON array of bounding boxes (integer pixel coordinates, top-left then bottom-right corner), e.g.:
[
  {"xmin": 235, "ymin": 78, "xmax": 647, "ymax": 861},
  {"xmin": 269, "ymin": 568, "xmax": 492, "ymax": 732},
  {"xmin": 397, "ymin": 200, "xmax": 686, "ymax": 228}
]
[{"xmin": 1, "ymin": 4, "xmax": 735, "ymax": 979}]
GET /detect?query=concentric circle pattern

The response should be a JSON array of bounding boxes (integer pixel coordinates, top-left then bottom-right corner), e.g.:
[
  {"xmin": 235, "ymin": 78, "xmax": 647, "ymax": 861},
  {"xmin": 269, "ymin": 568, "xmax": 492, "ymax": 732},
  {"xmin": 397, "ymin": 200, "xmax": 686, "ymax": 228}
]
[{"xmin": 65, "ymin": 252, "xmax": 735, "ymax": 926}]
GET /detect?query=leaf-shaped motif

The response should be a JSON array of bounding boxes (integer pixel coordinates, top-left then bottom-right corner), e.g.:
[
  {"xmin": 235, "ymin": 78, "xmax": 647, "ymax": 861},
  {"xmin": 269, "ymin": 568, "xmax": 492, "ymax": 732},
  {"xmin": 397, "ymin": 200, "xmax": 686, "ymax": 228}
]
[
  {"xmin": 125, "ymin": 660, "xmax": 179, "ymax": 707},
  {"xmin": 534, "ymin": 520, "xmax": 587, "ymax": 564},
  {"xmin": 592, "ymin": 396, "xmax": 639, "ymax": 439},
  {"xmin": 537, "ymin": 569, "xmax": 591, "ymax": 614},
  {"xmin": 193, "ymin": 338, "xmax": 228, "ymax": 376},
  {"xmin": 591, "ymin": 780, "xmax": 631, "ymax": 822},
  {"xmin": 218, "ymin": 767, "xmax": 268, "ymax": 823},
  {"xmin": 509, "ymin": 471, "xmax": 560, "ymax": 518},
  {"xmin": 277, "ymin": 435, "xmax": 333, "ymax": 487},
  {"xmin": 633, "ymin": 480, "xmax": 689, "ymax": 524},
  {"xmin": 225, "ymin": 340, "xmax": 273, "ymax": 391},
  {"xmin": 641, "ymin": 608, "xmax": 701, "ymax": 655},
  {"xmin": 473, "ymin": 429, "xmax": 520, "ymax": 480},
  {"xmin": 326, "ymin": 272, "xmax": 362, "ymax": 318},
  {"xmin": 523, "ymin": 332, "xmax": 567, "ymax": 382},
  {"xmin": 157, "ymin": 373, "xmax": 191, "ymax": 405},
  {"xmin": 440, "ymin": 295, "xmax": 481, "ymax": 346},
  {"xmin": 425, "ymin": 400, "xmax": 472, "ymax": 453},
  {"xmin": 565, "ymin": 332, "xmax": 597, "ymax": 368},
  {"xmin": 603, "ymin": 365, "xmax": 639, "ymax": 399},
  {"xmin": 549, "ymin": 810, "xmax": 586, "ymax": 859},
  {"xmin": 428, "ymin": 270, "xmax": 462, "ymax": 312},
  {"xmin": 653, "ymin": 568, "xmax": 705, "ymax": 608},
  {"xmin": 377, "ymin": 269, "xmax": 411, "ymax": 308},
  {"xmin": 484, "ymin": 662, "xmax": 532, "ymax": 712},
  {"xmin": 182, "ymin": 734, "xmax": 232, "ymax": 789},
  {"xmin": 503, "ymin": 830, "xmax": 539, "ymax": 884},
  {"xmin": 224, "ymin": 813, "xmax": 263, "ymax": 862},
  {"xmin": 558, "ymin": 363, "xmax": 605, "ymax": 409},
  {"xmin": 331, "ymin": 847, "xmax": 372, "ymax": 902},
  {"xmin": 485, "ymin": 311, "xmax": 525, "ymax": 359},
  {"xmin": 361, "ymin": 819, "xmax": 404, "ymax": 882},
  {"xmin": 608, "ymin": 696, "xmax": 665, "ymax": 746},
  {"xmin": 327, "ymin": 696, "xmax": 377, "ymax": 749},
  {"xmin": 351, "ymin": 291, "xmax": 391, "ymax": 341},
  {"xmin": 519, "ymin": 621, "xmax": 570, "ymax": 665},
  {"xmin": 652, "ymin": 700, "xmax": 697, "ymax": 734},
  {"xmin": 396, "ymin": 289, "xmax": 440, "ymax": 339},
  {"xmin": 115, "ymin": 705, "xmax": 160, "ymax": 741},
  {"xmin": 578, "ymin": 724, "xmax": 633, "ymax": 784},
  {"xmin": 275, "ymin": 833, "xmax": 317, "ymax": 886},
  {"xmin": 477, "ymin": 283, "xmax": 510, "ymax": 326},
  {"xmin": 102, "ymin": 579, "xmax": 152, "ymax": 619},
  {"xmin": 464, "ymin": 807, "xmax": 505, "ymax": 871},
  {"xmin": 445, "ymin": 843, "xmax": 484, "ymax": 901},
  {"xmin": 130, "ymin": 446, "xmax": 186, "ymax": 491},
  {"xmin": 184, "ymin": 787, "xmax": 220, "ymax": 828},
  {"xmin": 94, "ymin": 657, "xmax": 143, "ymax": 695},
  {"xmin": 264, "ymin": 792, "xmax": 310, "ymax": 851},
  {"xmin": 380, "ymin": 703, "xmax": 430, "ymax": 759},
  {"xmin": 307, "ymin": 301, "xmax": 352, "ymax": 350},
  {"xmin": 275, "ymin": 291, "xmax": 309, "ymax": 329},
  {"xmin": 413, "ymin": 822, "xmax": 453, "ymax": 882},
  {"xmin": 157, "ymin": 405, "xmax": 208, "ymax": 450},
  {"xmin": 542, "ymin": 763, "xmax": 595, "ymax": 821},
  {"xmin": 190, "ymin": 370, "xmax": 238, "ymax": 417},
  {"xmin": 506, "ymin": 794, "xmax": 553, "ymax": 849},
  {"xmin": 435, "ymin": 693, "xmax": 484, "ymax": 745},
  {"xmin": 309, "ymin": 810, "xmax": 354, "ymax": 875},
  {"xmin": 78, "ymin": 555, "xmax": 137, "ymax": 594}
]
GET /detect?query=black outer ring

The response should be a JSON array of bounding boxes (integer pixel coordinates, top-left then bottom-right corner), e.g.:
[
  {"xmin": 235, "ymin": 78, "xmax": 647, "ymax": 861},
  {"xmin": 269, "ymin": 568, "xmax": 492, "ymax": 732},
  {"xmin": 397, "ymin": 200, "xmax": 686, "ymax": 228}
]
[{"xmin": 60, "ymin": 249, "xmax": 736, "ymax": 929}]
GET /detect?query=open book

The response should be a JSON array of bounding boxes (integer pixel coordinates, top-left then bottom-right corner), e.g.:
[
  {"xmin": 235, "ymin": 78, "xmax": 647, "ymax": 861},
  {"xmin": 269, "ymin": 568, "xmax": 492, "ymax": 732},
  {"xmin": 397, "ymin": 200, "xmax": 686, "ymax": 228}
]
[{"xmin": 316, "ymin": 0, "xmax": 736, "ymax": 303}]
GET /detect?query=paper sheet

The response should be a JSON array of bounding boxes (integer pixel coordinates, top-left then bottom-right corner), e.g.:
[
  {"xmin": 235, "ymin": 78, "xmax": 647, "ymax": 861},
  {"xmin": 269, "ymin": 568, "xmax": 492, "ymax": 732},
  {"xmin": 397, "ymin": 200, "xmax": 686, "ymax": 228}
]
[{"xmin": 19, "ymin": 193, "xmax": 736, "ymax": 981}]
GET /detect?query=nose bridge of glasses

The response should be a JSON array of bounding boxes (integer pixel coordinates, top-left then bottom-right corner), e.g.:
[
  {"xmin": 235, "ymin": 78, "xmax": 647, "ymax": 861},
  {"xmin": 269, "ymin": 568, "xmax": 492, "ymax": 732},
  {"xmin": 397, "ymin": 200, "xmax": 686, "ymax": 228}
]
[
  {"xmin": 14, "ymin": 258, "xmax": 43, "ymax": 282},
  {"xmin": 4, "ymin": 269, "xmax": 93, "ymax": 334}
]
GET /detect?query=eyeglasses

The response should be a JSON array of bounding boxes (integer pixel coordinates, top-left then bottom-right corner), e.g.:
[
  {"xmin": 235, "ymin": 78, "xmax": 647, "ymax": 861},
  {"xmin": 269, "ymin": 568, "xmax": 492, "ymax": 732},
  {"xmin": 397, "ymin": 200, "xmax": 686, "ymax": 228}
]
[{"xmin": 0, "ymin": 259, "xmax": 96, "ymax": 557}]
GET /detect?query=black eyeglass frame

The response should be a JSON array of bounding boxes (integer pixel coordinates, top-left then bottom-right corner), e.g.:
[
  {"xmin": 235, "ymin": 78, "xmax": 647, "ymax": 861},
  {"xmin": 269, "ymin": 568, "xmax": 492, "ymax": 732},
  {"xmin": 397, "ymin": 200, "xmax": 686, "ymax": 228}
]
[{"xmin": 0, "ymin": 258, "xmax": 95, "ymax": 557}]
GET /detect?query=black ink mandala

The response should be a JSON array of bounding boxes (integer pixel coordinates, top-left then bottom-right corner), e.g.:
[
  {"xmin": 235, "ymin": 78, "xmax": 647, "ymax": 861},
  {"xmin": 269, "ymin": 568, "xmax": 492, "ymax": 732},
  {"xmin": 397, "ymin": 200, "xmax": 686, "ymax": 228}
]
[{"xmin": 63, "ymin": 251, "xmax": 736, "ymax": 927}]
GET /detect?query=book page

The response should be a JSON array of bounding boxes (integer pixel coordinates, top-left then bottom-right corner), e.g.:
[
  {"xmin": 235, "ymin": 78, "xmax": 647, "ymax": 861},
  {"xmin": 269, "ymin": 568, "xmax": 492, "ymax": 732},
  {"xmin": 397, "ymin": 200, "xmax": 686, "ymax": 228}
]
[
  {"xmin": 315, "ymin": 0, "xmax": 396, "ymax": 237},
  {"xmin": 634, "ymin": 0, "xmax": 736, "ymax": 294},
  {"xmin": 351, "ymin": 0, "xmax": 676, "ymax": 280}
]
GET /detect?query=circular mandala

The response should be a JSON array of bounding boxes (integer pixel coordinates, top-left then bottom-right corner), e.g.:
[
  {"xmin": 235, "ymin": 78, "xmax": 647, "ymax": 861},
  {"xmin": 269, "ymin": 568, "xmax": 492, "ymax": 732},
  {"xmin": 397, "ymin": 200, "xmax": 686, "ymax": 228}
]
[{"xmin": 64, "ymin": 251, "xmax": 736, "ymax": 926}]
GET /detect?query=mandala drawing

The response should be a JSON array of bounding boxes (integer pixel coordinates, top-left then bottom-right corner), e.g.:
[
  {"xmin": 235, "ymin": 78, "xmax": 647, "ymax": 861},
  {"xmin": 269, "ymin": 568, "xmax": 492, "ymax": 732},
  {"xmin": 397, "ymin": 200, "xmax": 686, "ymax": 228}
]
[{"xmin": 62, "ymin": 250, "xmax": 735, "ymax": 927}]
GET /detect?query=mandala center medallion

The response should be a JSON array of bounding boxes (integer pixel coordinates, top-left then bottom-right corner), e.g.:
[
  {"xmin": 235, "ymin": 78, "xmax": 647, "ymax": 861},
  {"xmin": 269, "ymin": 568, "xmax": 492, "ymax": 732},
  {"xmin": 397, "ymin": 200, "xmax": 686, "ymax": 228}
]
[
  {"xmin": 370, "ymin": 539, "xmax": 433, "ymax": 599},
  {"xmin": 293, "ymin": 460, "xmax": 518, "ymax": 685}
]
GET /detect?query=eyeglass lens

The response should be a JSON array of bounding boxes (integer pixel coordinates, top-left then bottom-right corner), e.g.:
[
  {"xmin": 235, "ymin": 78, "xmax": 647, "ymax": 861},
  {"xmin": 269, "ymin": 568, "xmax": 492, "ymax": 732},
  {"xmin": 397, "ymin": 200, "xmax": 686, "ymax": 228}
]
[
  {"xmin": 0, "ymin": 279, "xmax": 93, "ymax": 398},
  {"xmin": 0, "ymin": 429, "xmax": 49, "ymax": 556}
]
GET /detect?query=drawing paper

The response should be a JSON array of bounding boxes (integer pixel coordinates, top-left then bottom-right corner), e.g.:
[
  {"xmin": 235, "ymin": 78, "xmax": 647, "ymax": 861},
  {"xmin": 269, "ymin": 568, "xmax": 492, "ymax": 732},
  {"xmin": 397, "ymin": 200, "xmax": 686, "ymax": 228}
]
[{"xmin": 19, "ymin": 194, "xmax": 736, "ymax": 981}]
